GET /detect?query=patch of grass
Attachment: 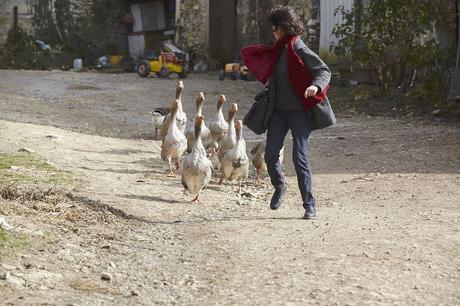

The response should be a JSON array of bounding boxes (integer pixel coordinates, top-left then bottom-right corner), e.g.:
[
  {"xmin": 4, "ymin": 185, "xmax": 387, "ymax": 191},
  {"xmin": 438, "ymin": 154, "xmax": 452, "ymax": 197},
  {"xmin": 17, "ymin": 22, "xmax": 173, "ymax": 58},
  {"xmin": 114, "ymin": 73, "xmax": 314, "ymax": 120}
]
[
  {"xmin": 0, "ymin": 152, "xmax": 83, "ymax": 188},
  {"xmin": 0, "ymin": 228, "xmax": 28, "ymax": 254},
  {"xmin": 0, "ymin": 152, "xmax": 54, "ymax": 171}
]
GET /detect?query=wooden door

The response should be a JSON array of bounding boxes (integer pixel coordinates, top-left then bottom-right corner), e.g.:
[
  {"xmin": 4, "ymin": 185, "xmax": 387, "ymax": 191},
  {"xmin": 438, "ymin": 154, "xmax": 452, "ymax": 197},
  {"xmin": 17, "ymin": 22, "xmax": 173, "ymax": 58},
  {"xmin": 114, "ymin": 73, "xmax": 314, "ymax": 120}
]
[{"xmin": 209, "ymin": 0, "xmax": 236, "ymax": 64}]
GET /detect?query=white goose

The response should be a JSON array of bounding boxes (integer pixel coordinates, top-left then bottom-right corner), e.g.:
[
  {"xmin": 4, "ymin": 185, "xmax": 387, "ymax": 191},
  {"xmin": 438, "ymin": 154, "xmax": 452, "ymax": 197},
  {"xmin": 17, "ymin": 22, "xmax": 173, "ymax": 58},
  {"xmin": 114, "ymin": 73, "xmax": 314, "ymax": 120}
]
[
  {"xmin": 159, "ymin": 81, "xmax": 187, "ymax": 139},
  {"xmin": 161, "ymin": 99, "xmax": 187, "ymax": 176},
  {"xmin": 150, "ymin": 107, "xmax": 169, "ymax": 140},
  {"xmin": 221, "ymin": 120, "xmax": 249, "ymax": 193},
  {"xmin": 208, "ymin": 95, "xmax": 228, "ymax": 153},
  {"xmin": 174, "ymin": 80, "xmax": 187, "ymax": 134},
  {"xmin": 217, "ymin": 103, "xmax": 238, "ymax": 184},
  {"xmin": 186, "ymin": 92, "xmax": 212, "ymax": 153},
  {"xmin": 181, "ymin": 116, "xmax": 213, "ymax": 202}
]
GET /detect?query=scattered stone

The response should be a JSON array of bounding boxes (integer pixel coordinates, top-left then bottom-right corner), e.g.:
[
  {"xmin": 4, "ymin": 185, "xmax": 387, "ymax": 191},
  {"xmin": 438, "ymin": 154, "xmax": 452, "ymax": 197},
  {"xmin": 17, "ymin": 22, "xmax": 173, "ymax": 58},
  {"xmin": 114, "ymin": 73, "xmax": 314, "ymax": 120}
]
[
  {"xmin": 80, "ymin": 266, "xmax": 90, "ymax": 274},
  {"xmin": 18, "ymin": 148, "xmax": 35, "ymax": 153},
  {"xmin": 23, "ymin": 270, "xmax": 63, "ymax": 285},
  {"xmin": 431, "ymin": 109, "xmax": 441, "ymax": 115},
  {"xmin": 101, "ymin": 273, "xmax": 112, "ymax": 281},
  {"xmin": 6, "ymin": 274, "xmax": 26, "ymax": 287},
  {"xmin": 0, "ymin": 216, "xmax": 13, "ymax": 231},
  {"xmin": 193, "ymin": 60, "xmax": 208, "ymax": 72},
  {"xmin": 109, "ymin": 262, "xmax": 116, "ymax": 268},
  {"xmin": 1, "ymin": 264, "xmax": 17, "ymax": 270},
  {"xmin": 349, "ymin": 79, "xmax": 359, "ymax": 86},
  {"xmin": 9, "ymin": 166, "xmax": 19, "ymax": 172},
  {"xmin": 0, "ymin": 271, "xmax": 11, "ymax": 280},
  {"xmin": 131, "ymin": 290, "xmax": 139, "ymax": 296}
]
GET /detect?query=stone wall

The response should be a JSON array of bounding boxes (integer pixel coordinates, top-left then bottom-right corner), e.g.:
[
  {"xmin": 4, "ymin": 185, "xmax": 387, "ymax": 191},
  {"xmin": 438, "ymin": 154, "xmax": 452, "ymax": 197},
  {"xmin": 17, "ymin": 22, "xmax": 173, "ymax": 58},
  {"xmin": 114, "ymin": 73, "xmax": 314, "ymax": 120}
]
[
  {"xmin": 175, "ymin": 0, "xmax": 208, "ymax": 57},
  {"xmin": 175, "ymin": 0, "xmax": 317, "ymax": 65},
  {"xmin": 0, "ymin": 0, "xmax": 7, "ymax": 48},
  {"xmin": 236, "ymin": 0, "xmax": 317, "ymax": 54},
  {"xmin": 0, "ymin": 0, "xmax": 34, "ymax": 49},
  {"xmin": 1, "ymin": 0, "xmax": 321, "ymax": 67}
]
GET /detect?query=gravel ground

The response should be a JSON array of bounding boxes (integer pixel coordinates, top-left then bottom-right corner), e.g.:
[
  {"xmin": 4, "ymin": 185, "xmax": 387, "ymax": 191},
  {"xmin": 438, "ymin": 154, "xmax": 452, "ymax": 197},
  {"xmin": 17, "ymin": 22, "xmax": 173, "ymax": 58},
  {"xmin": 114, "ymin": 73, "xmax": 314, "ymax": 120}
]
[{"xmin": 0, "ymin": 70, "xmax": 459, "ymax": 305}]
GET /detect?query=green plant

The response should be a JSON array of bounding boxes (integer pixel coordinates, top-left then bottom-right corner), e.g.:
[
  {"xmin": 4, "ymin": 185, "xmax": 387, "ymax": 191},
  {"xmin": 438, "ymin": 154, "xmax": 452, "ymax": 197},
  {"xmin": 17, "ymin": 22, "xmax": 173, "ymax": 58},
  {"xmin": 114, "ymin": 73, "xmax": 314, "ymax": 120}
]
[
  {"xmin": 1, "ymin": 25, "xmax": 37, "ymax": 69},
  {"xmin": 0, "ymin": 228, "xmax": 28, "ymax": 254},
  {"xmin": 332, "ymin": 0, "xmax": 453, "ymax": 91},
  {"xmin": 0, "ymin": 152, "xmax": 81, "ymax": 188}
]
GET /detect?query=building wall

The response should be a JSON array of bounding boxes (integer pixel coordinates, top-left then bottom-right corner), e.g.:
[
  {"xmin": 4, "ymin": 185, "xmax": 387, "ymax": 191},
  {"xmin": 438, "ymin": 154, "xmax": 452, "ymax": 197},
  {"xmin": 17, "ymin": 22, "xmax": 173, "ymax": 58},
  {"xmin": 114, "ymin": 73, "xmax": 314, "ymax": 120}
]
[
  {"xmin": 319, "ymin": 0, "xmax": 354, "ymax": 53},
  {"xmin": 0, "ymin": 0, "xmax": 130, "ymax": 55},
  {"xmin": 236, "ymin": 0, "xmax": 316, "ymax": 53},
  {"xmin": 0, "ymin": 0, "xmax": 34, "ymax": 49},
  {"xmin": 175, "ymin": 0, "xmax": 316, "ymax": 66},
  {"xmin": 175, "ymin": 0, "xmax": 208, "ymax": 58}
]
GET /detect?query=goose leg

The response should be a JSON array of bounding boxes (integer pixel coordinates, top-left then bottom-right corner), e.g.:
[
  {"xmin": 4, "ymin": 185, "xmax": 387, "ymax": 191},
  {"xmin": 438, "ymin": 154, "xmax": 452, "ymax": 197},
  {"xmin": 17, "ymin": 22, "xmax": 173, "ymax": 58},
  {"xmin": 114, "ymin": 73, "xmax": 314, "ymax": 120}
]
[
  {"xmin": 255, "ymin": 170, "xmax": 261, "ymax": 185},
  {"xmin": 166, "ymin": 156, "xmax": 175, "ymax": 176},
  {"xmin": 237, "ymin": 179, "xmax": 243, "ymax": 194},
  {"xmin": 218, "ymin": 173, "xmax": 224, "ymax": 185},
  {"xmin": 190, "ymin": 194, "xmax": 201, "ymax": 203},
  {"xmin": 175, "ymin": 159, "xmax": 180, "ymax": 170}
]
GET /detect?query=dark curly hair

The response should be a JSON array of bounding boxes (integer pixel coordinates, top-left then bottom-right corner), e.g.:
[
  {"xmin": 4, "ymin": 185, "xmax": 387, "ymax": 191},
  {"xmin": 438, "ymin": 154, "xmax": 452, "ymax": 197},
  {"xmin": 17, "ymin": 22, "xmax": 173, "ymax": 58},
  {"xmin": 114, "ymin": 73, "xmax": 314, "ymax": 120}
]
[{"xmin": 268, "ymin": 5, "xmax": 304, "ymax": 36}]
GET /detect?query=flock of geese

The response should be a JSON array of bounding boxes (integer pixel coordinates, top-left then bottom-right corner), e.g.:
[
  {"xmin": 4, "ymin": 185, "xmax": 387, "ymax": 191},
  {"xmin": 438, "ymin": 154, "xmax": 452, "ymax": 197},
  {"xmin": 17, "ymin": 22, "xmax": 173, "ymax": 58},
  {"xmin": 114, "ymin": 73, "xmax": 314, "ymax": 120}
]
[{"xmin": 150, "ymin": 81, "xmax": 270, "ymax": 202}]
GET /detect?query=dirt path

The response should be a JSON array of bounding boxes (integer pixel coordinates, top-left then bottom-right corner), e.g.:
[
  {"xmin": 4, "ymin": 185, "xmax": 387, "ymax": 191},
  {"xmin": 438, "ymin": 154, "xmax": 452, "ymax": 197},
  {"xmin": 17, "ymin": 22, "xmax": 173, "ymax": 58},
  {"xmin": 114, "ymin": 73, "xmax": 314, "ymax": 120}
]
[{"xmin": 0, "ymin": 70, "xmax": 459, "ymax": 305}]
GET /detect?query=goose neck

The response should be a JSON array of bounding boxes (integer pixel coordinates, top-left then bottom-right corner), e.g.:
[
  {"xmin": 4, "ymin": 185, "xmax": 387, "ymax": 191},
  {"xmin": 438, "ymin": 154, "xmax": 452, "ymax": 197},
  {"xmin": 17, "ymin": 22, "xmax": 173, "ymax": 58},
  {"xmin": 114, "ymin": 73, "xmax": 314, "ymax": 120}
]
[
  {"xmin": 196, "ymin": 103, "xmax": 203, "ymax": 116},
  {"xmin": 228, "ymin": 112, "xmax": 235, "ymax": 123}
]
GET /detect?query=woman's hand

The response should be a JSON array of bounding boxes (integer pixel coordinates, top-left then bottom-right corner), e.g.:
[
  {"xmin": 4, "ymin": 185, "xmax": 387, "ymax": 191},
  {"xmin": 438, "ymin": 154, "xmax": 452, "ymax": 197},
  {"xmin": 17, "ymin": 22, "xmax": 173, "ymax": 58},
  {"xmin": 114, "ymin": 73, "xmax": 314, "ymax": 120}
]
[{"xmin": 304, "ymin": 85, "xmax": 318, "ymax": 98}]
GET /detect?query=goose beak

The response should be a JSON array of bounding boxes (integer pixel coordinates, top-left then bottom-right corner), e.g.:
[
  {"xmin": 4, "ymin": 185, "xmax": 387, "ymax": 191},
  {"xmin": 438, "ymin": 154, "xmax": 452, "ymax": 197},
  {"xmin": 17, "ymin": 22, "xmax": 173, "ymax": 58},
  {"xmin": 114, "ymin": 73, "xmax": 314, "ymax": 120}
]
[
  {"xmin": 217, "ymin": 94, "xmax": 226, "ymax": 106},
  {"xmin": 176, "ymin": 81, "xmax": 184, "ymax": 98}
]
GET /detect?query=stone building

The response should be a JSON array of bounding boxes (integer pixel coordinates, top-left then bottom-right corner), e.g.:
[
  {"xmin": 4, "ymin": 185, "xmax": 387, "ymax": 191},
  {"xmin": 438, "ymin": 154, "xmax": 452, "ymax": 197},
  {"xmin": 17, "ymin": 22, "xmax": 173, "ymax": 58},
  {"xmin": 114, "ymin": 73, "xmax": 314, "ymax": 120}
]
[
  {"xmin": 2, "ymin": 0, "xmax": 458, "ymax": 71},
  {"xmin": 177, "ymin": 0, "xmax": 318, "ymax": 68},
  {"xmin": 0, "ymin": 0, "xmax": 318, "ymax": 68},
  {"xmin": 0, "ymin": 0, "xmax": 34, "ymax": 48}
]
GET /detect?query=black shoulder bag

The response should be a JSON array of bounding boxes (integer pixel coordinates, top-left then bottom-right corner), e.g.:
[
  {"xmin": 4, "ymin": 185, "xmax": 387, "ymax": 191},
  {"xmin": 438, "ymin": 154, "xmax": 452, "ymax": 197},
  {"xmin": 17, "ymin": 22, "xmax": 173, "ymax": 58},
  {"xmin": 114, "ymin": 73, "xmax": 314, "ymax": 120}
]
[{"xmin": 243, "ymin": 87, "xmax": 269, "ymax": 135}]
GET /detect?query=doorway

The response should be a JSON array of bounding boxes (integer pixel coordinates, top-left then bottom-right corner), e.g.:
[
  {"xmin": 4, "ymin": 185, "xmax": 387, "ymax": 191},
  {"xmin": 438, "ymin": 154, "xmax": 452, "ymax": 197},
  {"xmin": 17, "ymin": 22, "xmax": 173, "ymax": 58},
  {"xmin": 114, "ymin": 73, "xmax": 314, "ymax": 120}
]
[{"xmin": 208, "ymin": 0, "xmax": 237, "ymax": 65}]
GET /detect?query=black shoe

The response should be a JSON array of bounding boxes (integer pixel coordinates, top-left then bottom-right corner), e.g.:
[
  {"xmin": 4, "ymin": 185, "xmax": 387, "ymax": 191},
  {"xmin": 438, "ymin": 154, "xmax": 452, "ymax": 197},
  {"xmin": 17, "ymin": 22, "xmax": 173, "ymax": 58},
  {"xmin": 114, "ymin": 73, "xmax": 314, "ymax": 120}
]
[
  {"xmin": 270, "ymin": 184, "xmax": 286, "ymax": 210},
  {"xmin": 303, "ymin": 204, "xmax": 316, "ymax": 219}
]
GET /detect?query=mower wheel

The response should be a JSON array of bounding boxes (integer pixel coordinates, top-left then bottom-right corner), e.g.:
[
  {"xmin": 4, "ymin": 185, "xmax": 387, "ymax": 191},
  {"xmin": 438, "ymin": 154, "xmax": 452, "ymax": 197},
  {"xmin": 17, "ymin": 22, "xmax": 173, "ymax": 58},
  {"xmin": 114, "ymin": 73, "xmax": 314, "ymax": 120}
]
[
  {"xmin": 218, "ymin": 70, "xmax": 225, "ymax": 81},
  {"xmin": 246, "ymin": 71, "xmax": 256, "ymax": 81},
  {"xmin": 157, "ymin": 67, "xmax": 170, "ymax": 79},
  {"xmin": 136, "ymin": 60, "xmax": 151, "ymax": 77},
  {"xmin": 231, "ymin": 71, "xmax": 241, "ymax": 81},
  {"xmin": 178, "ymin": 69, "xmax": 188, "ymax": 79}
]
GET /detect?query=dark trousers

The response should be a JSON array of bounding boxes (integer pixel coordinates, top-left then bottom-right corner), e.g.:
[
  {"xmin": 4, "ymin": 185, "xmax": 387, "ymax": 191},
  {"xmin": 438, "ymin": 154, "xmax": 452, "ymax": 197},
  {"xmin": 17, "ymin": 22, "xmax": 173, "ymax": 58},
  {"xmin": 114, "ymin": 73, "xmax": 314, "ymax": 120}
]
[{"xmin": 265, "ymin": 110, "xmax": 315, "ymax": 208}]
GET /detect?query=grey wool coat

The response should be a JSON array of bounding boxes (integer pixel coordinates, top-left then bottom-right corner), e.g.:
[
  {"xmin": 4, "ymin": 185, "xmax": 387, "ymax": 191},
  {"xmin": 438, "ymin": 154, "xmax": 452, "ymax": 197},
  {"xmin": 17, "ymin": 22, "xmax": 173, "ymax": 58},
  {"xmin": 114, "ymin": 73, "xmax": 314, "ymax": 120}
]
[{"xmin": 267, "ymin": 37, "xmax": 336, "ymax": 130}]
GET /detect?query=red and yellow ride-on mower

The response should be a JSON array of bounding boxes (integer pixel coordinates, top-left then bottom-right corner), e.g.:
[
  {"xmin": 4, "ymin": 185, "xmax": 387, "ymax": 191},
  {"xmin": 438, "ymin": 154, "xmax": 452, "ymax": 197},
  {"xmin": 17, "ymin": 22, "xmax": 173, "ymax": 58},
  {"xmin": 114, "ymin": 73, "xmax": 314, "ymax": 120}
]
[
  {"xmin": 136, "ymin": 43, "xmax": 189, "ymax": 79},
  {"xmin": 218, "ymin": 63, "xmax": 256, "ymax": 81}
]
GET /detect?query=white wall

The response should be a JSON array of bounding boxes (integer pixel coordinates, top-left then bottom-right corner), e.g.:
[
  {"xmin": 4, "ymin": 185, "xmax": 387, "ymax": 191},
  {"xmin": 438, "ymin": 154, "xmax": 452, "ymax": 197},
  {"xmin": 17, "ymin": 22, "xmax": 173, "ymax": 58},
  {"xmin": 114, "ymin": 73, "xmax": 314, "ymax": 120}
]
[{"xmin": 319, "ymin": 0, "xmax": 354, "ymax": 52}]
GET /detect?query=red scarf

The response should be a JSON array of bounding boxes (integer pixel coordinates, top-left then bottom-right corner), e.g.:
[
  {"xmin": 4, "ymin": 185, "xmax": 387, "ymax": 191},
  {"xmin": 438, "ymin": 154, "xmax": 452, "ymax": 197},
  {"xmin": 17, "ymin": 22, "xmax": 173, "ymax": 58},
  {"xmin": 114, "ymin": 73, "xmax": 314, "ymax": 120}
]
[{"xmin": 240, "ymin": 35, "xmax": 328, "ymax": 111}]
